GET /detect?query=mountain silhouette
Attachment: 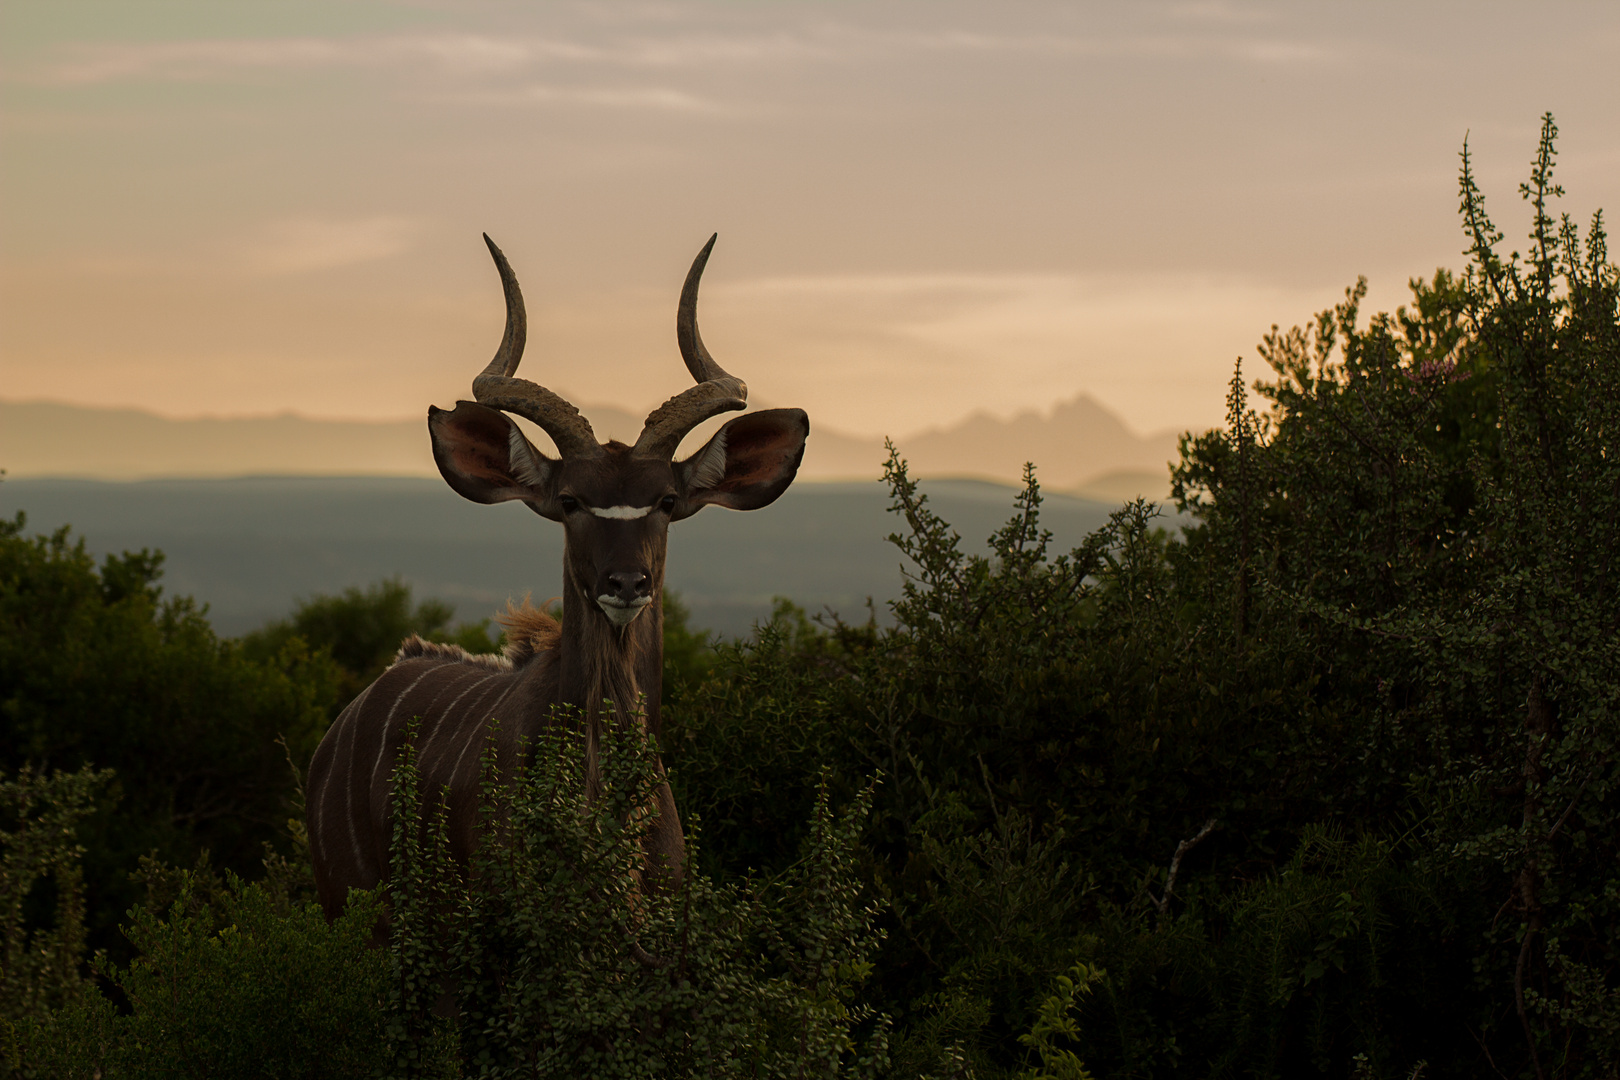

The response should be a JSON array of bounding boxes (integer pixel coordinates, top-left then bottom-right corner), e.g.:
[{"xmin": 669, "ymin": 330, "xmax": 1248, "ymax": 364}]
[{"xmin": 1, "ymin": 395, "xmax": 1183, "ymax": 498}]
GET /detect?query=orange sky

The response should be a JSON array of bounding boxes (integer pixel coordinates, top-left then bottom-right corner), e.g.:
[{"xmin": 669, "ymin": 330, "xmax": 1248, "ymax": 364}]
[{"xmin": 4, "ymin": 1, "xmax": 1618, "ymax": 441}]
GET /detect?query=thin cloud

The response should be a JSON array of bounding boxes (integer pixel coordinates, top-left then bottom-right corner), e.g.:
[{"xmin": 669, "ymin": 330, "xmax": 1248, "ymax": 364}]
[
  {"xmin": 727, "ymin": 270, "xmax": 1307, "ymax": 327},
  {"xmin": 734, "ymin": 272, "xmax": 1073, "ymax": 296},
  {"xmin": 239, "ymin": 216, "xmax": 422, "ymax": 275},
  {"xmin": 559, "ymin": 30, "xmax": 846, "ymax": 67},
  {"xmin": 1235, "ymin": 39, "xmax": 1328, "ymax": 65},
  {"xmin": 34, "ymin": 34, "xmax": 543, "ymax": 86},
  {"xmin": 1165, "ymin": 1, "xmax": 1274, "ymax": 25},
  {"xmin": 41, "ymin": 38, "xmax": 352, "ymax": 85},
  {"xmin": 27, "ymin": 21, "xmax": 1341, "ymax": 88},
  {"xmin": 457, "ymin": 82, "xmax": 729, "ymax": 114},
  {"xmin": 895, "ymin": 27, "xmax": 1337, "ymax": 66},
  {"xmin": 25, "ymin": 30, "xmax": 837, "ymax": 87}
]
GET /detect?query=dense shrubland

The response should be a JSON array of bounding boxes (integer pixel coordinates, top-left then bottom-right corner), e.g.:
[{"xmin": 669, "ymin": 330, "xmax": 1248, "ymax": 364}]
[{"xmin": 4, "ymin": 115, "xmax": 1619, "ymax": 1077}]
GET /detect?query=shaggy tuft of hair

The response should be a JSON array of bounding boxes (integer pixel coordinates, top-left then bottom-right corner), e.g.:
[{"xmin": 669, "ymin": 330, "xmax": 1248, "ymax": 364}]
[
  {"xmin": 395, "ymin": 636, "xmax": 511, "ymax": 670},
  {"xmin": 497, "ymin": 596, "xmax": 562, "ymax": 665}
]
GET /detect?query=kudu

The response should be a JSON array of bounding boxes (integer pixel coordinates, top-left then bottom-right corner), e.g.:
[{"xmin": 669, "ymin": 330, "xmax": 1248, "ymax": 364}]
[{"xmin": 306, "ymin": 234, "xmax": 809, "ymax": 921}]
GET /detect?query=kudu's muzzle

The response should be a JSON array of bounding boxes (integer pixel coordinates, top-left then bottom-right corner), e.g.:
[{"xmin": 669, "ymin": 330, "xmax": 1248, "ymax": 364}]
[{"xmin": 595, "ymin": 566, "xmax": 654, "ymax": 627}]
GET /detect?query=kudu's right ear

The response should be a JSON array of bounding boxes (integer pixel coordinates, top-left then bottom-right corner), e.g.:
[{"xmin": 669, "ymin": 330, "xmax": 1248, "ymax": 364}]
[
  {"xmin": 672, "ymin": 408, "xmax": 809, "ymax": 520},
  {"xmin": 428, "ymin": 401, "xmax": 561, "ymax": 517}
]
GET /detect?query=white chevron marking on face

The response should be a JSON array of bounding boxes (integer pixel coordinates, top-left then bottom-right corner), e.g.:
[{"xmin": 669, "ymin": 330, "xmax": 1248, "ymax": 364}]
[{"xmin": 590, "ymin": 505, "xmax": 653, "ymax": 519}]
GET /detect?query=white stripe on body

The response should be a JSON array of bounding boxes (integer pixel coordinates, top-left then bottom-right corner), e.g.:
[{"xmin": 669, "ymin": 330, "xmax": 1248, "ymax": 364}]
[
  {"xmin": 378, "ymin": 667, "xmax": 470, "ymax": 794},
  {"xmin": 312, "ymin": 681, "xmax": 372, "ymax": 872},
  {"xmin": 367, "ymin": 667, "xmax": 439, "ymax": 792},
  {"xmin": 335, "ymin": 681, "xmax": 379, "ymax": 873},
  {"xmin": 357, "ymin": 666, "xmax": 441, "ymax": 870},
  {"xmin": 448, "ymin": 678, "xmax": 517, "ymax": 787},
  {"xmin": 413, "ymin": 668, "xmax": 494, "ymax": 769}
]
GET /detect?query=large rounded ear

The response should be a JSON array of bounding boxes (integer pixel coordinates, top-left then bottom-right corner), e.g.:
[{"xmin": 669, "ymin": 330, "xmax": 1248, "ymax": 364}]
[
  {"xmin": 428, "ymin": 401, "xmax": 561, "ymax": 517},
  {"xmin": 673, "ymin": 408, "xmax": 808, "ymax": 519}
]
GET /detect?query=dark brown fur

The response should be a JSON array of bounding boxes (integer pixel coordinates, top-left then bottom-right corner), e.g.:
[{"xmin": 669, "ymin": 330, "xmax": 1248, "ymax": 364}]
[
  {"xmin": 306, "ymin": 580, "xmax": 678, "ymax": 920},
  {"xmin": 305, "ymin": 236, "xmax": 808, "ymax": 926}
]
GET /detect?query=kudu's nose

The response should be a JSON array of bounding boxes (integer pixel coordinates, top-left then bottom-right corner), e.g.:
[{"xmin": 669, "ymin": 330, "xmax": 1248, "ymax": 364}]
[
  {"xmin": 606, "ymin": 570, "xmax": 652, "ymax": 603},
  {"xmin": 595, "ymin": 570, "xmax": 654, "ymax": 627}
]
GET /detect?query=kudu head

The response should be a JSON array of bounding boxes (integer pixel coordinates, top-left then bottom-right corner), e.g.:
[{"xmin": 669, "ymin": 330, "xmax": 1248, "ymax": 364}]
[{"xmin": 427, "ymin": 235, "xmax": 808, "ymax": 631}]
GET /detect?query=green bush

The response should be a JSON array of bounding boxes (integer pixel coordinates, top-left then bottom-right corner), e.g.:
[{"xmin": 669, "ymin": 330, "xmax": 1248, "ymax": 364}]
[
  {"xmin": 1, "ymin": 765, "xmax": 110, "ymax": 1045},
  {"xmin": 383, "ymin": 713, "xmax": 890, "ymax": 1078},
  {"xmin": 240, "ymin": 577, "xmax": 501, "ymax": 713},
  {"xmin": 13, "ymin": 859, "xmax": 388, "ymax": 1079},
  {"xmin": 662, "ymin": 599, "xmax": 872, "ymax": 881},
  {"xmin": 657, "ymin": 115, "xmax": 1620, "ymax": 1077},
  {"xmin": 0, "ymin": 515, "xmax": 336, "ymax": 953}
]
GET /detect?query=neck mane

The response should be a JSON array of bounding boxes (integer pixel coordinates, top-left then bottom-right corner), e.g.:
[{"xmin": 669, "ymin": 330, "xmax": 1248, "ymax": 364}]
[{"xmin": 557, "ymin": 557, "xmax": 665, "ymax": 796}]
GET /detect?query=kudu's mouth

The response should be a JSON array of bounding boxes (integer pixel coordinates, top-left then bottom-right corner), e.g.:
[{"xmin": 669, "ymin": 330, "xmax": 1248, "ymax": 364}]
[{"xmin": 596, "ymin": 595, "xmax": 653, "ymax": 627}]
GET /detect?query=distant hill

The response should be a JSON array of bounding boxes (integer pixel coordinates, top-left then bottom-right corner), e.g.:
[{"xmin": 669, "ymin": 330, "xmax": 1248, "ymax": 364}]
[
  {"xmin": 0, "ymin": 476, "xmax": 1150, "ymax": 640},
  {"xmin": 0, "ymin": 396, "xmax": 1184, "ymax": 494},
  {"xmin": 0, "ymin": 401, "xmax": 435, "ymax": 479},
  {"xmin": 896, "ymin": 395, "xmax": 1179, "ymax": 491}
]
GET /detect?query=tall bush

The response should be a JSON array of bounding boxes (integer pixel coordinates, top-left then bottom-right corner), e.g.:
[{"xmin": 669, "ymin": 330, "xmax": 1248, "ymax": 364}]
[
  {"xmin": 383, "ymin": 713, "xmax": 890, "ymax": 1078},
  {"xmin": 11, "ymin": 857, "xmax": 389, "ymax": 1079},
  {"xmin": 1, "ymin": 766, "xmax": 109, "ymax": 1045},
  {"xmin": 1171, "ymin": 112, "xmax": 1620, "ymax": 1076},
  {"xmin": 661, "ymin": 114, "xmax": 1620, "ymax": 1079},
  {"xmin": 0, "ymin": 515, "xmax": 336, "ymax": 951}
]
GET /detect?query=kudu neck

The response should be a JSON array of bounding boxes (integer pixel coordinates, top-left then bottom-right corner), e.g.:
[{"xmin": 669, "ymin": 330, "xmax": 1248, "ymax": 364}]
[{"xmin": 558, "ymin": 569, "xmax": 665, "ymax": 735}]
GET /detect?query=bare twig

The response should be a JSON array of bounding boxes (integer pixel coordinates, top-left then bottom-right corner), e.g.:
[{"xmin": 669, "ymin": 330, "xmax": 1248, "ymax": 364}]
[
  {"xmin": 629, "ymin": 939, "xmax": 671, "ymax": 969},
  {"xmin": 1466, "ymin": 1022, "xmax": 1512, "ymax": 1080},
  {"xmin": 1151, "ymin": 818, "xmax": 1217, "ymax": 918}
]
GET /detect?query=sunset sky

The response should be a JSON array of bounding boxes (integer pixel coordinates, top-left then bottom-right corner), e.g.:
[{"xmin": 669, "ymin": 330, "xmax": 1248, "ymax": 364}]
[{"xmin": 4, "ymin": 1, "xmax": 1618, "ymax": 444}]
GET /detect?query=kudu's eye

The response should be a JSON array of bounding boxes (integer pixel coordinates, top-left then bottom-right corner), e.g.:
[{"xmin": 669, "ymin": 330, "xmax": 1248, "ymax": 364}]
[
  {"xmin": 659, "ymin": 494, "xmax": 678, "ymax": 514},
  {"xmin": 559, "ymin": 495, "xmax": 580, "ymax": 514}
]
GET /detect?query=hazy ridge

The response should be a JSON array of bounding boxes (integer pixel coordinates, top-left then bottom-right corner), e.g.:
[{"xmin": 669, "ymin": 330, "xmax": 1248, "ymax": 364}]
[{"xmin": 0, "ymin": 397, "xmax": 1182, "ymax": 499}]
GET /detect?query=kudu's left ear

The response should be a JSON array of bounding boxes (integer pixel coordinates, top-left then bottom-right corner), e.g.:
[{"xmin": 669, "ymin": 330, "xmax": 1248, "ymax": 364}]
[
  {"xmin": 428, "ymin": 401, "xmax": 562, "ymax": 517},
  {"xmin": 673, "ymin": 408, "xmax": 809, "ymax": 519}
]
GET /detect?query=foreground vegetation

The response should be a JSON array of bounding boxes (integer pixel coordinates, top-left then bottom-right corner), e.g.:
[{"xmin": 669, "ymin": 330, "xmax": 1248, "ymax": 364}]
[{"xmin": 4, "ymin": 117, "xmax": 1619, "ymax": 1077}]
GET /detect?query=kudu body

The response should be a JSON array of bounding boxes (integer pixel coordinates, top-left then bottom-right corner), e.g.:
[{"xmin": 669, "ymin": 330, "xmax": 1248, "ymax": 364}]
[{"xmin": 306, "ymin": 235, "xmax": 808, "ymax": 920}]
